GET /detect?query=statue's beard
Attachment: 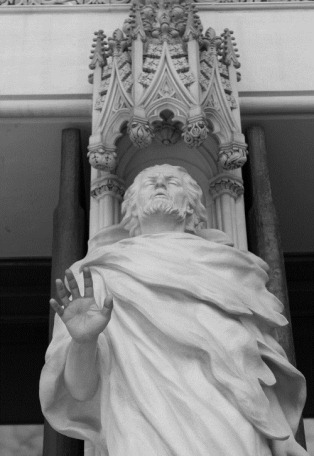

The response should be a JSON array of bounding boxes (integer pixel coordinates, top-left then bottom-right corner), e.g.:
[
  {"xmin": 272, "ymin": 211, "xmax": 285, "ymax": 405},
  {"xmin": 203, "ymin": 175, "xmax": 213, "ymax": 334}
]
[{"xmin": 141, "ymin": 198, "xmax": 187, "ymax": 224}]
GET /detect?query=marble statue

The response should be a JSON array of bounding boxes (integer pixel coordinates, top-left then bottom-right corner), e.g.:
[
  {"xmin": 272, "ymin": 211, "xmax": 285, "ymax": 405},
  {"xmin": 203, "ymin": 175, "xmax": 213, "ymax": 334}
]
[{"xmin": 40, "ymin": 164, "xmax": 308, "ymax": 456}]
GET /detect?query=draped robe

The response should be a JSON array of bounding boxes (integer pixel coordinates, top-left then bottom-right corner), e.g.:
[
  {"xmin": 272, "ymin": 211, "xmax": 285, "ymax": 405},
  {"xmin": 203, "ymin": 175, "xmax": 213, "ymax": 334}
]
[{"xmin": 40, "ymin": 231, "xmax": 306, "ymax": 456}]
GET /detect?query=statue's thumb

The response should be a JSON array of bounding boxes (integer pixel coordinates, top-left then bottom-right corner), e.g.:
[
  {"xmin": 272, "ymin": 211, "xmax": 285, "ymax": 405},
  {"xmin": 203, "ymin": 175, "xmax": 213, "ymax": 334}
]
[{"xmin": 103, "ymin": 295, "xmax": 113, "ymax": 313}]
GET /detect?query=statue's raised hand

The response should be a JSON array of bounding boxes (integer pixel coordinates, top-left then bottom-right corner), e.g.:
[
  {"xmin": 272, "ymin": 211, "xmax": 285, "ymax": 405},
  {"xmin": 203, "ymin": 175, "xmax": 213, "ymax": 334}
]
[{"xmin": 50, "ymin": 267, "xmax": 113, "ymax": 344}]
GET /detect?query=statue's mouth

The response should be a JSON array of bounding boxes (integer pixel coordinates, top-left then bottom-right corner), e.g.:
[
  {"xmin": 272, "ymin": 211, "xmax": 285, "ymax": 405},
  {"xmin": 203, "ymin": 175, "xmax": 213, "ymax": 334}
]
[{"xmin": 153, "ymin": 191, "xmax": 168, "ymax": 199}]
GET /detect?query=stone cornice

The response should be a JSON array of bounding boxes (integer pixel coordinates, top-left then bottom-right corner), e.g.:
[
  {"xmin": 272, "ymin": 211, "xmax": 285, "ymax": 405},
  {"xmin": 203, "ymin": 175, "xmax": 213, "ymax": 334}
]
[{"xmin": 2, "ymin": 2, "xmax": 314, "ymax": 12}]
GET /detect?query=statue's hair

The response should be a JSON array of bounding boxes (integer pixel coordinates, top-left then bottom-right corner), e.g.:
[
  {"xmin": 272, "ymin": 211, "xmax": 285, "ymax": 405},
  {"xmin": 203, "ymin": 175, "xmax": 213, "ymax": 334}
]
[{"xmin": 121, "ymin": 165, "xmax": 207, "ymax": 237}]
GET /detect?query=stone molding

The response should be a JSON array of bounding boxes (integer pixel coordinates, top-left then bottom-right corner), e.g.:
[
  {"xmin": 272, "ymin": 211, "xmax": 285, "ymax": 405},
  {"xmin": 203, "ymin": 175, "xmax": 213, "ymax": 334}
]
[{"xmin": 1, "ymin": 0, "xmax": 313, "ymax": 6}]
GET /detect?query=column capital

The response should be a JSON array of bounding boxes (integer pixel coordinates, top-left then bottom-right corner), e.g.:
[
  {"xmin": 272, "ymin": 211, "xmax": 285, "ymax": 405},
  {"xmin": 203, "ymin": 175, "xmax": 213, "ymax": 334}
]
[
  {"xmin": 209, "ymin": 174, "xmax": 244, "ymax": 200},
  {"xmin": 87, "ymin": 144, "xmax": 118, "ymax": 173},
  {"xmin": 90, "ymin": 175, "xmax": 125, "ymax": 200},
  {"xmin": 218, "ymin": 142, "xmax": 247, "ymax": 170}
]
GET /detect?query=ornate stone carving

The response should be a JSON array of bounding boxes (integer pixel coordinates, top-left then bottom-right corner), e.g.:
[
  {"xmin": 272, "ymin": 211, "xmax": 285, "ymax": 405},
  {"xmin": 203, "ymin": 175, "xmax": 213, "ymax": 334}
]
[
  {"xmin": 182, "ymin": 117, "xmax": 209, "ymax": 148},
  {"xmin": 220, "ymin": 29, "xmax": 241, "ymax": 70},
  {"xmin": 90, "ymin": 175, "xmax": 125, "ymax": 200},
  {"xmin": 87, "ymin": 145, "xmax": 118, "ymax": 172},
  {"xmin": 209, "ymin": 174, "xmax": 244, "ymax": 200},
  {"xmin": 1, "ymin": 0, "xmax": 310, "ymax": 6},
  {"xmin": 199, "ymin": 27, "xmax": 221, "ymax": 91},
  {"xmin": 87, "ymin": 0, "xmax": 247, "ymax": 170},
  {"xmin": 89, "ymin": 30, "xmax": 107, "ymax": 71},
  {"xmin": 218, "ymin": 143, "xmax": 248, "ymax": 170},
  {"xmin": 128, "ymin": 118, "xmax": 154, "ymax": 149}
]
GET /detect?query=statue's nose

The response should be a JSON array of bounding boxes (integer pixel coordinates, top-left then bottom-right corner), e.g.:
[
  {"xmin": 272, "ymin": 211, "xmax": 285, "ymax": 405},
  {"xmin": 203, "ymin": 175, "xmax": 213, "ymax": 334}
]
[{"xmin": 155, "ymin": 175, "xmax": 167, "ymax": 188}]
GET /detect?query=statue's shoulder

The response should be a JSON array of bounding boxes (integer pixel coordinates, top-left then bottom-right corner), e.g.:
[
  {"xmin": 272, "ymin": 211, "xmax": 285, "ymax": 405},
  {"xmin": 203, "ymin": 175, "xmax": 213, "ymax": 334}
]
[
  {"xmin": 195, "ymin": 228, "xmax": 234, "ymax": 247},
  {"xmin": 88, "ymin": 224, "xmax": 129, "ymax": 251}
]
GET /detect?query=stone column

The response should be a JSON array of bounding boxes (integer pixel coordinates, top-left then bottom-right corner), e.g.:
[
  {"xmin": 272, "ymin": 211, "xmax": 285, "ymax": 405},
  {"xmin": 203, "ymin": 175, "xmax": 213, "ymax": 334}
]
[
  {"xmin": 90, "ymin": 174, "xmax": 125, "ymax": 232},
  {"xmin": 209, "ymin": 173, "xmax": 245, "ymax": 249},
  {"xmin": 43, "ymin": 128, "xmax": 86, "ymax": 456},
  {"xmin": 245, "ymin": 125, "xmax": 306, "ymax": 449},
  {"xmin": 87, "ymin": 146, "xmax": 125, "ymax": 236}
]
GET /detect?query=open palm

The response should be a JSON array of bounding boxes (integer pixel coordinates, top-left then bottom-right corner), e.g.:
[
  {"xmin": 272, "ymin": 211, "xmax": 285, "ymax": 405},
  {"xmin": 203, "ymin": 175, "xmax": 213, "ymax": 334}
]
[{"xmin": 50, "ymin": 267, "xmax": 113, "ymax": 343}]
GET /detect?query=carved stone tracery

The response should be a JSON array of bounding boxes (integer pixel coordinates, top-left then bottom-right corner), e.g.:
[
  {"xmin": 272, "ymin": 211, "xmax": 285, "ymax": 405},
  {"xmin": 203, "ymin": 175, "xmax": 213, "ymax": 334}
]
[{"xmin": 88, "ymin": 0, "xmax": 248, "ymax": 173}]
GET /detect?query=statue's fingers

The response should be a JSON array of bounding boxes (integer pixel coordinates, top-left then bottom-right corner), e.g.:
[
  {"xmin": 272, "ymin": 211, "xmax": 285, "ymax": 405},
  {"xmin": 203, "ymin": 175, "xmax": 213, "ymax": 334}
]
[
  {"xmin": 55, "ymin": 279, "xmax": 71, "ymax": 307},
  {"xmin": 65, "ymin": 269, "xmax": 81, "ymax": 299},
  {"xmin": 83, "ymin": 267, "xmax": 94, "ymax": 298},
  {"xmin": 50, "ymin": 298, "xmax": 64, "ymax": 317}
]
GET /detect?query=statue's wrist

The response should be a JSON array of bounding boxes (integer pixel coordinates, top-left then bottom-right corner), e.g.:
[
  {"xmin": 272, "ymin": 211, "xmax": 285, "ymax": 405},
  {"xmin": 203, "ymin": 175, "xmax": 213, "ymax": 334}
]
[{"xmin": 71, "ymin": 335, "xmax": 99, "ymax": 346}]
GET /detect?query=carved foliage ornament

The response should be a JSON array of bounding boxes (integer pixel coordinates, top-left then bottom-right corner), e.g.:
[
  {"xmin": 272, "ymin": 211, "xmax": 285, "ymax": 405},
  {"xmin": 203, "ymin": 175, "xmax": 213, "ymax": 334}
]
[
  {"xmin": 91, "ymin": 176, "xmax": 125, "ymax": 200},
  {"xmin": 182, "ymin": 118, "xmax": 209, "ymax": 148},
  {"xmin": 128, "ymin": 119, "xmax": 154, "ymax": 149},
  {"xmin": 218, "ymin": 143, "xmax": 248, "ymax": 170},
  {"xmin": 87, "ymin": 145, "xmax": 118, "ymax": 173},
  {"xmin": 209, "ymin": 176, "xmax": 244, "ymax": 200}
]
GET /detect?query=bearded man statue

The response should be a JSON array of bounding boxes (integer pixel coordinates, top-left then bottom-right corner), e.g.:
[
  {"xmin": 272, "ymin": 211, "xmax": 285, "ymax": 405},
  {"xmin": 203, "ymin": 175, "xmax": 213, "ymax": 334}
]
[{"xmin": 40, "ymin": 164, "xmax": 308, "ymax": 456}]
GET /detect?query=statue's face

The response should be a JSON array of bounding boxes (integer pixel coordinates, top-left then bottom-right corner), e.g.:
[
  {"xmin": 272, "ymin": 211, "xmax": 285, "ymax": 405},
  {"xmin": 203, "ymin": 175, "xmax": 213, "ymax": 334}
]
[{"xmin": 136, "ymin": 165, "xmax": 189, "ymax": 215}]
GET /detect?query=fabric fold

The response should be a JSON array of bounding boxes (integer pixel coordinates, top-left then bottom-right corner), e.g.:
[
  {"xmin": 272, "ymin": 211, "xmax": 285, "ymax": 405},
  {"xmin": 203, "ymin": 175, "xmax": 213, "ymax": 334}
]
[{"xmin": 40, "ymin": 231, "xmax": 306, "ymax": 456}]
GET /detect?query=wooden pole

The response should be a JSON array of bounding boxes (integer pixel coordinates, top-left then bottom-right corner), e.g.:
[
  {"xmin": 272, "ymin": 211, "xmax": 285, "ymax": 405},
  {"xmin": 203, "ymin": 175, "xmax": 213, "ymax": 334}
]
[
  {"xmin": 43, "ymin": 128, "xmax": 86, "ymax": 456},
  {"xmin": 245, "ymin": 125, "xmax": 306, "ymax": 449}
]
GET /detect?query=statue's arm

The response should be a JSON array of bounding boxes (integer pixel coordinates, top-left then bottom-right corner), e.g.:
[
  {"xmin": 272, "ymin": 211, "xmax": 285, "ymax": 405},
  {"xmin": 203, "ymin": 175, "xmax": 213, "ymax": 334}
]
[
  {"xmin": 64, "ymin": 338, "xmax": 99, "ymax": 401},
  {"xmin": 50, "ymin": 267, "xmax": 113, "ymax": 401}
]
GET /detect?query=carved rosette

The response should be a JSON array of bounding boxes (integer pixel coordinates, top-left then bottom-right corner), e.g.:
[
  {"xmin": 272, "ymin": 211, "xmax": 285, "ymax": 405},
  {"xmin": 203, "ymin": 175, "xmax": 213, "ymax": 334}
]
[
  {"xmin": 182, "ymin": 118, "xmax": 209, "ymax": 148},
  {"xmin": 87, "ymin": 145, "xmax": 118, "ymax": 173},
  {"xmin": 128, "ymin": 119, "xmax": 154, "ymax": 149},
  {"xmin": 209, "ymin": 176, "xmax": 244, "ymax": 200},
  {"xmin": 218, "ymin": 143, "xmax": 248, "ymax": 170},
  {"xmin": 90, "ymin": 176, "xmax": 125, "ymax": 200}
]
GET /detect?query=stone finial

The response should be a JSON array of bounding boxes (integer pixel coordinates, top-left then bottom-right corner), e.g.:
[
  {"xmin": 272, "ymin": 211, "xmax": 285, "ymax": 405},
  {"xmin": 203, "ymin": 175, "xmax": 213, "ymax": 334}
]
[
  {"xmin": 108, "ymin": 29, "xmax": 129, "ymax": 57},
  {"xmin": 201, "ymin": 27, "xmax": 222, "ymax": 53},
  {"xmin": 124, "ymin": 0, "xmax": 148, "ymax": 41},
  {"xmin": 183, "ymin": 2, "xmax": 203, "ymax": 41},
  {"xmin": 89, "ymin": 30, "xmax": 107, "ymax": 70},
  {"xmin": 219, "ymin": 29, "xmax": 240, "ymax": 69}
]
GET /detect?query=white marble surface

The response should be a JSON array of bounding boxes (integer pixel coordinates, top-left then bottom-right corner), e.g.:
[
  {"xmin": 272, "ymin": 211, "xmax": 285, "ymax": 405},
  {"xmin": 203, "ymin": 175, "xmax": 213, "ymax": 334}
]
[{"xmin": 0, "ymin": 420, "xmax": 313, "ymax": 455}]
